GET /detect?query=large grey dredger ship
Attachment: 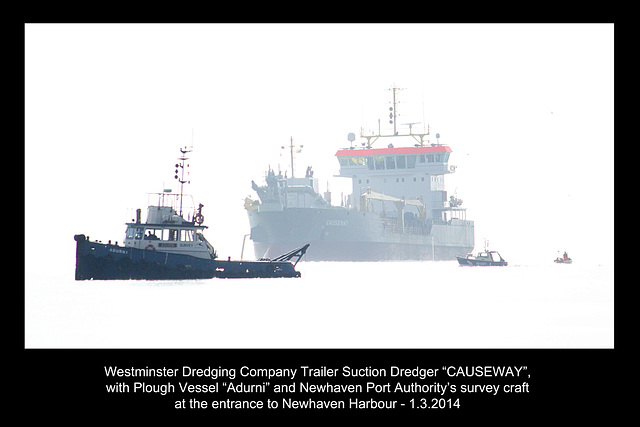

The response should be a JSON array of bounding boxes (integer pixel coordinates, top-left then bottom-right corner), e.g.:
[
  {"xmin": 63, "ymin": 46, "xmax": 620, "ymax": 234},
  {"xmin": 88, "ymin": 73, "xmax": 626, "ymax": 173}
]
[{"xmin": 245, "ymin": 87, "xmax": 474, "ymax": 261}]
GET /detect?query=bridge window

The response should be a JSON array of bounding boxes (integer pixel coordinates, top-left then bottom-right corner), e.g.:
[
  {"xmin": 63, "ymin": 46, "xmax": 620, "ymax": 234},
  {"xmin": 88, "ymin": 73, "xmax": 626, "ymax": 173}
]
[
  {"xmin": 366, "ymin": 157, "xmax": 374, "ymax": 170},
  {"xmin": 396, "ymin": 155, "xmax": 406, "ymax": 169},
  {"xmin": 126, "ymin": 227, "xmax": 139, "ymax": 240},
  {"xmin": 385, "ymin": 156, "xmax": 396, "ymax": 169},
  {"xmin": 350, "ymin": 156, "xmax": 365, "ymax": 166},
  {"xmin": 134, "ymin": 227, "xmax": 144, "ymax": 240},
  {"xmin": 374, "ymin": 156, "xmax": 385, "ymax": 170},
  {"xmin": 407, "ymin": 155, "xmax": 417, "ymax": 168},
  {"xmin": 180, "ymin": 229, "xmax": 195, "ymax": 241},
  {"xmin": 339, "ymin": 156, "xmax": 368, "ymax": 167},
  {"xmin": 144, "ymin": 229, "xmax": 160, "ymax": 240}
]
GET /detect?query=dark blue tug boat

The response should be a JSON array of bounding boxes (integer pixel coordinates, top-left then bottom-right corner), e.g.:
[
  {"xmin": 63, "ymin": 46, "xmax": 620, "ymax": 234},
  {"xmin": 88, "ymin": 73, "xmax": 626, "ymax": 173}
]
[{"xmin": 74, "ymin": 147, "xmax": 308, "ymax": 280}]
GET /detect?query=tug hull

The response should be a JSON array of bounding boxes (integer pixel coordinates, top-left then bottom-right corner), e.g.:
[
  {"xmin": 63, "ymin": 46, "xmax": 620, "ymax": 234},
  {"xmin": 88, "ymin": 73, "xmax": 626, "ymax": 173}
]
[{"xmin": 74, "ymin": 234, "xmax": 304, "ymax": 280}]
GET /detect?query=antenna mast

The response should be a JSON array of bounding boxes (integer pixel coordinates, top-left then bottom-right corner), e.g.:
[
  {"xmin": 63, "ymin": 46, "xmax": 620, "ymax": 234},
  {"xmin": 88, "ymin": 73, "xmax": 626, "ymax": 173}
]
[
  {"xmin": 281, "ymin": 136, "xmax": 303, "ymax": 178},
  {"xmin": 174, "ymin": 146, "xmax": 192, "ymax": 216},
  {"xmin": 360, "ymin": 86, "xmax": 429, "ymax": 148},
  {"xmin": 389, "ymin": 86, "xmax": 401, "ymax": 135}
]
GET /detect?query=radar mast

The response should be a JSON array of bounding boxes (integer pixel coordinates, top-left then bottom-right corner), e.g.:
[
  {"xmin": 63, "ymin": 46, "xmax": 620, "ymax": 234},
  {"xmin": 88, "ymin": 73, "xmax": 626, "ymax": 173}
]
[
  {"xmin": 175, "ymin": 146, "xmax": 192, "ymax": 216},
  {"xmin": 360, "ymin": 85, "xmax": 431, "ymax": 148}
]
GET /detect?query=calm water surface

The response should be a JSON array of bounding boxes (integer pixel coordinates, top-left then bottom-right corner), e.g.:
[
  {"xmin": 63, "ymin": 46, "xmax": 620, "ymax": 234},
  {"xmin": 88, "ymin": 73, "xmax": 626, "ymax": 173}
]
[{"xmin": 25, "ymin": 260, "xmax": 613, "ymax": 349}]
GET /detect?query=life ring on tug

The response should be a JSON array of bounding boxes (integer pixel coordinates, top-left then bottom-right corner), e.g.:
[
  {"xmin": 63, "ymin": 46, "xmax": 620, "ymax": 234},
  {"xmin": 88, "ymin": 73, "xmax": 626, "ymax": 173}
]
[
  {"xmin": 145, "ymin": 244, "xmax": 156, "ymax": 251},
  {"xmin": 194, "ymin": 212, "xmax": 204, "ymax": 225}
]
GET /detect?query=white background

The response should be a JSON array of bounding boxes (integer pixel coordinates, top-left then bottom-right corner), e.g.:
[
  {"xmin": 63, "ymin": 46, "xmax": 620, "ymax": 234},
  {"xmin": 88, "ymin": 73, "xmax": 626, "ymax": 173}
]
[{"xmin": 25, "ymin": 24, "xmax": 614, "ymax": 348}]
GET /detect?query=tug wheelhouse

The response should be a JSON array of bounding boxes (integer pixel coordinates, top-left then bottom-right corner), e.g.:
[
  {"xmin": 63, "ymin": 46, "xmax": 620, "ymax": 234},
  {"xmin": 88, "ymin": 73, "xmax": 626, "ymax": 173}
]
[{"xmin": 124, "ymin": 192, "xmax": 217, "ymax": 260}]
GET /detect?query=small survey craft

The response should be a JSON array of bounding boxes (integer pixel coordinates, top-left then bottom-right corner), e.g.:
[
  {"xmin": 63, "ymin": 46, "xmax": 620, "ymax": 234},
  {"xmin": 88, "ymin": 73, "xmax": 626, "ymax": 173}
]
[
  {"xmin": 456, "ymin": 239, "xmax": 507, "ymax": 266},
  {"xmin": 456, "ymin": 250, "xmax": 508, "ymax": 266},
  {"xmin": 74, "ymin": 147, "xmax": 308, "ymax": 280}
]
